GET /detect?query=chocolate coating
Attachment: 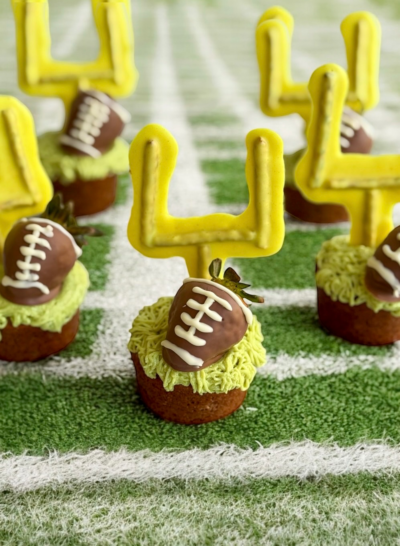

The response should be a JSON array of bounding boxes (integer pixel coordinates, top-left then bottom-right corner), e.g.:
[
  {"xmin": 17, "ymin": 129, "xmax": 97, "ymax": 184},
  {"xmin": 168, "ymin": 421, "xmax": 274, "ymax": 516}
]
[
  {"xmin": 162, "ymin": 281, "xmax": 248, "ymax": 372},
  {"xmin": 0, "ymin": 219, "xmax": 78, "ymax": 306},
  {"xmin": 60, "ymin": 90, "xmax": 130, "ymax": 157},
  {"xmin": 365, "ymin": 226, "xmax": 400, "ymax": 302},
  {"xmin": 340, "ymin": 107, "xmax": 373, "ymax": 154}
]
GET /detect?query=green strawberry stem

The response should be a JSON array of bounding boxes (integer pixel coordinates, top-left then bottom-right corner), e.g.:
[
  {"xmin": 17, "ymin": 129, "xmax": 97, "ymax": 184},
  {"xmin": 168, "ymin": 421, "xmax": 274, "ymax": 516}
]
[
  {"xmin": 41, "ymin": 193, "xmax": 103, "ymax": 248},
  {"xmin": 208, "ymin": 258, "xmax": 264, "ymax": 304}
]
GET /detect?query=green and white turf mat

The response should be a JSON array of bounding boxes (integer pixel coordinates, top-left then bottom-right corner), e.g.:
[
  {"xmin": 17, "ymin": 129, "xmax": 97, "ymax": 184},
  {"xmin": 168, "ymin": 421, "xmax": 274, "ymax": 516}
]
[{"xmin": 2, "ymin": 0, "xmax": 400, "ymax": 543}]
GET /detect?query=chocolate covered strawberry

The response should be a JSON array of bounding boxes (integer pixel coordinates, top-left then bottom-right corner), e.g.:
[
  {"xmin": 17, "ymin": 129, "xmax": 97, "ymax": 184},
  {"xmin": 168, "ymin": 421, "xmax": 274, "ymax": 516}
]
[
  {"xmin": 0, "ymin": 194, "xmax": 102, "ymax": 306},
  {"xmin": 161, "ymin": 259, "xmax": 264, "ymax": 372},
  {"xmin": 60, "ymin": 90, "xmax": 131, "ymax": 158},
  {"xmin": 340, "ymin": 107, "xmax": 373, "ymax": 154},
  {"xmin": 365, "ymin": 225, "xmax": 400, "ymax": 302}
]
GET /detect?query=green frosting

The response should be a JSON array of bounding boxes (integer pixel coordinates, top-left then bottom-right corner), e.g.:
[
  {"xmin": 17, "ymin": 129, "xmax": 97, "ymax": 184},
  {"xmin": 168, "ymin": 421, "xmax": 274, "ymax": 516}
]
[
  {"xmin": 316, "ymin": 235, "xmax": 400, "ymax": 316},
  {"xmin": 0, "ymin": 261, "xmax": 89, "ymax": 340},
  {"xmin": 38, "ymin": 132, "xmax": 130, "ymax": 184},
  {"xmin": 284, "ymin": 148, "xmax": 305, "ymax": 188},
  {"xmin": 128, "ymin": 297, "xmax": 266, "ymax": 394}
]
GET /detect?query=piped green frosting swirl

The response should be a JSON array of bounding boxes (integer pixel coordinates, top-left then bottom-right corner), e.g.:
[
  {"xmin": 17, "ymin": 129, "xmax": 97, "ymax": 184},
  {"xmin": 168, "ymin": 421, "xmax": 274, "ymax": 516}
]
[
  {"xmin": 128, "ymin": 297, "xmax": 266, "ymax": 394},
  {"xmin": 316, "ymin": 235, "xmax": 400, "ymax": 316},
  {"xmin": 38, "ymin": 132, "xmax": 129, "ymax": 184},
  {"xmin": 0, "ymin": 261, "xmax": 89, "ymax": 340}
]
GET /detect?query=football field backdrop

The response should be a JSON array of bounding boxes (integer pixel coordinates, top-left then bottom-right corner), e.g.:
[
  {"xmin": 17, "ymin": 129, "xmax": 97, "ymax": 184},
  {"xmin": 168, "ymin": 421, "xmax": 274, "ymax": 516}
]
[{"xmin": 1, "ymin": 0, "xmax": 400, "ymax": 543}]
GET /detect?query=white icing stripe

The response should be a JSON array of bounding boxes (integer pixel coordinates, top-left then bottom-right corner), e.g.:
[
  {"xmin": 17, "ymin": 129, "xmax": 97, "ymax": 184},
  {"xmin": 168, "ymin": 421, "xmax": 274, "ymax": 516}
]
[
  {"xmin": 24, "ymin": 234, "xmax": 51, "ymax": 249},
  {"xmin": 340, "ymin": 125, "xmax": 355, "ymax": 138},
  {"xmin": 1, "ymin": 219, "xmax": 82, "ymax": 296},
  {"xmin": 161, "ymin": 340, "xmax": 204, "ymax": 368},
  {"xmin": 20, "ymin": 246, "xmax": 46, "ymax": 260},
  {"xmin": 192, "ymin": 286, "xmax": 233, "ymax": 310},
  {"xmin": 85, "ymin": 89, "xmax": 131, "ymax": 124},
  {"xmin": 342, "ymin": 107, "xmax": 374, "ymax": 138},
  {"xmin": 340, "ymin": 137, "xmax": 350, "ymax": 149},
  {"xmin": 68, "ymin": 96, "xmax": 110, "ymax": 148},
  {"xmin": 175, "ymin": 325, "xmax": 206, "ymax": 346},
  {"xmin": 28, "ymin": 218, "xmax": 83, "ymax": 258},
  {"xmin": 17, "ymin": 260, "xmax": 40, "ymax": 271},
  {"xmin": 183, "ymin": 278, "xmax": 253, "ymax": 325},
  {"xmin": 175, "ymin": 292, "xmax": 223, "ymax": 348},
  {"xmin": 59, "ymin": 134, "xmax": 102, "ymax": 158},
  {"xmin": 367, "ymin": 256, "xmax": 400, "ymax": 297},
  {"xmin": 181, "ymin": 312, "xmax": 213, "ymax": 333},
  {"xmin": 1, "ymin": 277, "xmax": 50, "ymax": 295},
  {"xmin": 383, "ymin": 244, "xmax": 400, "ymax": 266},
  {"xmin": 187, "ymin": 298, "xmax": 223, "ymax": 322}
]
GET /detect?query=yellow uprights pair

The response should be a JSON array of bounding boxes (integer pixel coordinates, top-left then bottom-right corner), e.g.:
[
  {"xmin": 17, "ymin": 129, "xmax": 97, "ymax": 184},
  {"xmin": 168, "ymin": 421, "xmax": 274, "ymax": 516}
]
[{"xmin": 1, "ymin": 0, "xmax": 138, "ymax": 250}]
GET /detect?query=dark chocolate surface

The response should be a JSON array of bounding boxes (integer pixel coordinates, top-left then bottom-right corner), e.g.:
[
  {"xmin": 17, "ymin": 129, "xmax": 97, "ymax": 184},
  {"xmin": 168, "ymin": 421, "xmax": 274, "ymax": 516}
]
[
  {"xmin": 162, "ymin": 281, "xmax": 248, "ymax": 372},
  {"xmin": 365, "ymin": 226, "xmax": 400, "ymax": 302},
  {"xmin": 0, "ymin": 219, "xmax": 77, "ymax": 305}
]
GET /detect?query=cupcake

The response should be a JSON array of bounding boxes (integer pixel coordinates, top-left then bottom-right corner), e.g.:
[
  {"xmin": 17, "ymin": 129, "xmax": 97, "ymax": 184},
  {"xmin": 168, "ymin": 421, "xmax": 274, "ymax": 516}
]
[
  {"xmin": 285, "ymin": 108, "xmax": 373, "ymax": 224},
  {"xmin": 316, "ymin": 229, "xmax": 400, "ymax": 346},
  {"xmin": 39, "ymin": 90, "xmax": 131, "ymax": 217},
  {"xmin": 128, "ymin": 260, "xmax": 266, "ymax": 424},
  {"xmin": 0, "ymin": 194, "xmax": 101, "ymax": 361}
]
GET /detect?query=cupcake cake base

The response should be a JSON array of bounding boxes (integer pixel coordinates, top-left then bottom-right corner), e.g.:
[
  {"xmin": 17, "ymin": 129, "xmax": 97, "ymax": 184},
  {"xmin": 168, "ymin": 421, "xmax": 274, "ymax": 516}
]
[
  {"xmin": 128, "ymin": 296, "xmax": 266, "ymax": 425},
  {"xmin": 0, "ymin": 311, "xmax": 79, "ymax": 362},
  {"xmin": 318, "ymin": 288, "xmax": 400, "ymax": 345},
  {"xmin": 53, "ymin": 174, "xmax": 117, "ymax": 217},
  {"xmin": 132, "ymin": 353, "xmax": 246, "ymax": 424},
  {"xmin": 316, "ymin": 235, "xmax": 400, "ymax": 346}
]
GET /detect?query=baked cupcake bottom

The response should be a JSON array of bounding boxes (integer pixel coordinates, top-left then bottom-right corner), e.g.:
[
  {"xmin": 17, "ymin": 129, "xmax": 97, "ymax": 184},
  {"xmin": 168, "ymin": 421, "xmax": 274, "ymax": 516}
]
[
  {"xmin": 318, "ymin": 288, "xmax": 400, "ymax": 345},
  {"xmin": 285, "ymin": 187, "xmax": 349, "ymax": 224},
  {"xmin": 131, "ymin": 353, "xmax": 247, "ymax": 425},
  {"xmin": 53, "ymin": 174, "xmax": 117, "ymax": 217},
  {"xmin": 0, "ymin": 311, "xmax": 80, "ymax": 362}
]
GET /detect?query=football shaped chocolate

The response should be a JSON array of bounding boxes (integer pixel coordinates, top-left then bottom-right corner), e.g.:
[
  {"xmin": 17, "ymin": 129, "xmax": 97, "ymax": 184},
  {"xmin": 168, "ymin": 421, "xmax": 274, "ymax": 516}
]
[
  {"xmin": 365, "ymin": 226, "xmax": 400, "ymax": 302},
  {"xmin": 0, "ymin": 194, "xmax": 102, "ymax": 306},
  {"xmin": 0, "ymin": 218, "xmax": 81, "ymax": 306},
  {"xmin": 340, "ymin": 107, "xmax": 373, "ymax": 154},
  {"xmin": 59, "ymin": 90, "xmax": 131, "ymax": 158},
  {"xmin": 161, "ymin": 260, "xmax": 263, "ymax": 372}
]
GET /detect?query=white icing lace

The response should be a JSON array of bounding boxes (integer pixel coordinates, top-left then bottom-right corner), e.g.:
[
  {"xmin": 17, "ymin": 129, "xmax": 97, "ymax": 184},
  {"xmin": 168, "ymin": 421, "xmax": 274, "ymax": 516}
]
[
  {"xmin": 1, "ymin": 223, "xmax": 54, "ymax": 295},
  {"xmin": 161, "ymin": 280, "xmax": 251, "ymax": 368},
  {"xmin": 340, "ymin": 107, "xmax": 373, "ymax": 150}
]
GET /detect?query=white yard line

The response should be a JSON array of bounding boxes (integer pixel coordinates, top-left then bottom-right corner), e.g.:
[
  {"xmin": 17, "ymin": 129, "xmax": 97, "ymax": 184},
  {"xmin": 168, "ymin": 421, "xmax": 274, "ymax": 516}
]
[
  {"xmin": 3, "ymin": 311, "xmax": 400, "ymax": 382},
  {"xmin": 3, "ymin": 441, "xmax": 400, "ymax": 492},
  {"xmin": 259, "ymin": 347, "xmax": 400, "ymax": 381}
]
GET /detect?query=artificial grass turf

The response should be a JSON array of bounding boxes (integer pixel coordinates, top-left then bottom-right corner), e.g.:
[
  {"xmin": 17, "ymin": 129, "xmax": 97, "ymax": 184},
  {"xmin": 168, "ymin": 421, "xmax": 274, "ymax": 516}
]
[
  {"xmin": 58, "ymin": 308, "xmax": 103, "ymax": 359},
  {"xmin": 3, "ymin": 475, "xmax": 400, "ymax": 545},
  {"xmin": 189, "ymin": 113, "xmax": 238, "ymax": 126},
  {"xmin": 255, "ymin": 306, "xmax": 392, "ymax": 358},
  {"xmin": 201, "ymin": 158, "xmax": 248, "ymax": 205},
  {"xmin": 234, "ymin": 228, "xmax": 345, "ymax": 289},
  {"xmin": 2, "ymin": 368, "xmax": 400, "ymax": 454},
  {"xmin": 79, "ymin": 223, "xmax": 114, "ymax": 292}
]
